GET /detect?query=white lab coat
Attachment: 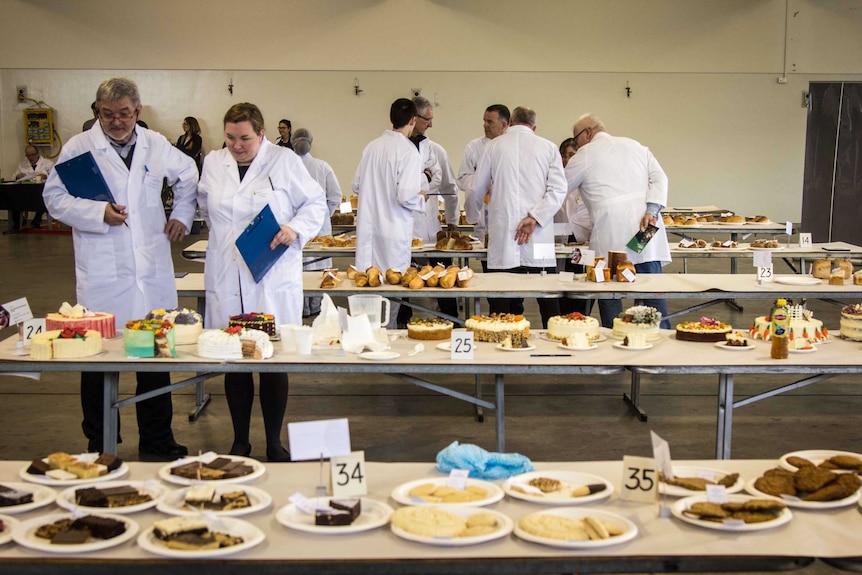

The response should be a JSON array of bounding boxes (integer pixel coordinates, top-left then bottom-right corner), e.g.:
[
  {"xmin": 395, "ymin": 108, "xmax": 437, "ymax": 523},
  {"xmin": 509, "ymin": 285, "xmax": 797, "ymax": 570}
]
[
  {"xmin": 299, "ymin": 152, "xmax": 342, "ymax": 271},
  {"xmin": 16, "ymin": 156, "xmax": 54, "ymax": 179},
  {"xmin": 467, "ymin": 125, "xmax": 567, "ymax": 269},
  {"xmin": 564, "ymin": 131, "xmax": 671, "ymax": 265},
  {"xmin": 43, "ymin": 124, "xmax": 198, "ymax": 326},
  {"xmin": 413, "ymin": 139, "xmax": 459, "ymax": 243},
  {"xmin": 198, "ymin": 140, "xmax": 327, "ymax": 328},
  {"xmin": 563, "ymin": 189, "xmax": 592, "ymax": 242},
  {"xmin": 458, "ymin": 136, "xmax": 489, "ymax": 240},
  {"xmin": 352, "ymin": 130, "xmax": 424, "ymax": 271}
]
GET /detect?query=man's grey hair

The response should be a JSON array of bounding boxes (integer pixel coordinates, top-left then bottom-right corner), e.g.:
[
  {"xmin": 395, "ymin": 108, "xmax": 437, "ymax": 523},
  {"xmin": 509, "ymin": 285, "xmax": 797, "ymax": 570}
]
[
  {"xmin": 96, "ymin": 77, "xmax": 141, "ymax": 108},
  {"xmin": 511, "ymin": 106, "xmax": 537, "ymax": 127},
  {"xmin": 576, "ymin": 113, "xmax": 605, "ymax": 133},
  {"xmin": 291, "ymin": 128, "xmax": 313, "ymax": 156},
  {"xmin": 412, "ymin": 96, "xmax": 433, "ymax": 116}
]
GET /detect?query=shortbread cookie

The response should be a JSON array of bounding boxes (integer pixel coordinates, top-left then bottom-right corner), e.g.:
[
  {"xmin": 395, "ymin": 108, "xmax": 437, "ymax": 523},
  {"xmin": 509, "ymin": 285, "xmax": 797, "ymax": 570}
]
[
  {"xmin": 518, "ymin": 514, "xmax": 589, "ymax": 541},
  {"xmin": 391, "ymin": 506, "xmax": 466, "ymax": 537}
]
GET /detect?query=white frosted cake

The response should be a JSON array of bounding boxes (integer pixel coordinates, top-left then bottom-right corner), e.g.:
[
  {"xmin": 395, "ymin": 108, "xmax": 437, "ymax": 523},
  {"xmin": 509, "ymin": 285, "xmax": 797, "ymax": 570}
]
[
  {"xmin": 749, "ymin": 305, "xmax": 829, "ymax": 348},
  {"xmin": 612, "ymin": 306, "xmax": 662, "ymax": 341},
  {"xmin": 30, "ymin": 328, "xmax": 103, "ymax": 360},
  {"xmin": 840, "ymin": 304, "xmax": 862, "ymax": 341},
  {"xmin": 197, "ymin": 327, "xmax": 274, "ymax": 359},
  {"xmin": 546, "ymin": 312, "xmax": 600, "ymax": 341},
  {"xmin": 464, "ymin": 314, "xmax": 530, "ymax": 343},
  {"xmin": 146, "ymin": 308, "xmax": 203, "ymax": 345}
]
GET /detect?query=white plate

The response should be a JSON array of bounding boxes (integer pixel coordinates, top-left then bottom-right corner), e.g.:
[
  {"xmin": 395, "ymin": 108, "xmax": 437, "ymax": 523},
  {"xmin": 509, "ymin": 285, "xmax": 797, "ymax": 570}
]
[
  {"xmin": 749, "ymin": 246, "xmax": 785, "ymax": 251},
  {"xmin": 514, "ymin": 508, "xmax": 637, "ymax": 549},
  {"xmin": 672, "ymin": 494, "xmax": 792, "ymax": 532},
  {"xmin": 137, "ymin": 516, "xmax": 264, "ymax": 558},
  {"xmin": 436, "ymin": 342, "xmax": 452, "ymax": 351},
  {"xmin": 276, "ymin": 497, "xmax": 393, "ymax": 534},
  {"xmin": 540, "ymin": 333, "xmax": 607, "ymax": 344},
  {"xmin": 391, "ymin": 507, "xmax": 512, "ymax": 546},
  {"xmin": 557, "ymin": 343, "xmax": 598, "ymax": 351},
  {"xmin": 19, "ymin": 461, "xmax": 130, "ymax": 486},
  {"xmin": 359, "ymin": 351, "xmax": 401, "ymax": 361},
  {"xmin": 714, "ymin": 340, "xmax": 756, "ymax": 351},
  {"xmin": 779, "ymin": 449, "xmax": 862, "ymax": 472},
  {"xmin": 156, "ymin": 484, "xmax": 272, "ymax": 517},
  {"xmin": 57, "ymin": 481, "xmax": 167, "ymax": 514},
  {"xmin": 744, "ymin": 478, "xmax": 860, "ymax": 510},
  {"xmin": 788, "ymin": 346, "xmax": 817, "ymax": 354},
  {"xmin": 12, "ymin": 512, "xmax": 139, "ymax": 554},
  {"xmin": 710, "ymin": 244, "xmax": 749, "ymax": 251},
  {"xmin": 159, "ymin": 454, "xmax": 265, "ymax": 486},
  {"xmin": 676, "ymin": 246, "xmax": 710, "ymax": 251},
  {"xmin": 390, "ymin": 477, "xmax": 504, "ymax": 507},
  {"xmin": 613, "ymin": 341, "xmax": 653, "ymax": 351},
  {"xmin": 504, "ymin": 471, "xmax": 613, "ymax": 505},
  {"xmin": 495, "ymin": 343, "xmax": 536, "ymax": 352},
  {"xmin": 0, "ymin": 514, "xmax": 19, "ymax": 545},
  {"xmin": 713, "ymin": 221, "xmax": 748, "ymax": 226},
  {"xmin": 659, "ymin": 466, "xmax": 745, "ymax": 497},
  {"xmin": 0, "ymin": 482, "xmax": 56, "ymax": 514},
  {"xmin": 775, "ymin": 276, "xmax": 821, "ymax": 286},
  {"xmin": 746, "ymin": 221, "xmax": 775, "ymax": 226}
]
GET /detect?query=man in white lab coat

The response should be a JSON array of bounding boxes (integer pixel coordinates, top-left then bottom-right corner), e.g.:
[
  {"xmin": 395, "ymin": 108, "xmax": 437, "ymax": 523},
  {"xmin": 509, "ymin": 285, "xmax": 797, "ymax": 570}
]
[
  {"xmin": 467, "ymin": 106, "xmax": 567, "ymax": 327},
  {"xmin": 353, "ymin": 98, "xmax": 425, "ymax": 326},
  {"xmin": 43, "ymin": 77, "xmax": 198, "ymax": 458},
  {"xmin": 12, "ymin": 145, "xmax": 54, "ymax": 229},
  {"xmin": 565, "ymin": 113, "xmax": 672, "ymax": 328},
  {"xmin": 291, "ymin": 128, "xmax": 342, "ymax": 317},
  {"xmin": 459, "ymin": 104, "xmax": 510, "ymax": 254}
]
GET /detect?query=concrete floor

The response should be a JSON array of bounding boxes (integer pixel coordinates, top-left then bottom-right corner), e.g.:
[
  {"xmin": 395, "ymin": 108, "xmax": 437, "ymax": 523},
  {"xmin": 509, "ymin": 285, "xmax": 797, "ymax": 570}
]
[{"xmin": 1, "ymin": 222, "xmax": 860, "ymax": 574}]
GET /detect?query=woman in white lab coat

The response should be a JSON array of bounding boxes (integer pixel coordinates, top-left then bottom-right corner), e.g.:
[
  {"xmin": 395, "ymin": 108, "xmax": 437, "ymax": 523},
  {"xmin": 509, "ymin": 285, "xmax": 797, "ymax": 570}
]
[{"xmin": 198, "ymin": 103, "xmax": 327, "ymax": 461}]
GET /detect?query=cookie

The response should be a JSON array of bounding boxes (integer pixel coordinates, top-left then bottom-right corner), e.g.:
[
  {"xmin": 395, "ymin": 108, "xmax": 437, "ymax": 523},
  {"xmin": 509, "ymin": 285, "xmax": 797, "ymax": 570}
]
[
  {"xmin": 460, "ymin": 524, "xmax": 497, "ymax": 537},
  {"xmin": 391, "ymin": 506, "xmax": 466, "ymax": 537},
  {"xmin": 518, "ymin": 514, "xmax": 589, "ymax": 541},
  {"xmin": 466, "ymin": 513, "xmax": 498, "ymax": 528},
  {"xmin": 408, "ymin": 483, "xmax": 436, "ymax": 497}
]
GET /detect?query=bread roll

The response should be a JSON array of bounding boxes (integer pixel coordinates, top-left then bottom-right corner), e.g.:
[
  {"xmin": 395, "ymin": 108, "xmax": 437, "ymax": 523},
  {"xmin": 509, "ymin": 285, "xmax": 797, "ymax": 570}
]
[
  {"xmin": 812, "ymin": 259, "xmax": 831, "ymax": 279},
  {"xmin": 401, "ymin": 271, "xmax": 418, "ymax": 287},
  {"xmin": 320, "ymin": 270, "xmax": 342, "ymax": 288},
  {"xmin": 385, "ymin": 268, "xmax": 403, "ymax": 285},
  {"xmin": 408, "ymin": 276, "xmax": 425, "ymax": 289},
  {"xmin": 346, "ymin": 265, "xmax": 359, "ymax": 280},
  {"xmin": 456, "ymin": 267, "xmax": 474, "ymax": 288},
  {"xmin": 829, "ymin": 271, "xmax": 844, "ymax": 286},
  {"xmin": 419, "ymin": 265, "xmax": 434, "ymax": 277},
  {"xmin": 439, "ymin": 273, "xmax": 457, "ymax": 289},
  {"xmin": 662, "ymin": 214, "xmax": 674, "ymax": 226},
  {"xmin": 727, "ymin": 215, "xmax": 744, "ymax": 223},
  {"xmin": 367, "ymin": 272, "xmax": 382, "ymax": 288},
  {"xmin": 616, "ymin": 261, "xmax": 636, "ymax": 282},
  {"xmin": 354, "ymin": 273, "xmax": 368, "ymax": 287},
  {"xmin": 426, "ymin": 273, "xmax": 439, "ymax": 287}
]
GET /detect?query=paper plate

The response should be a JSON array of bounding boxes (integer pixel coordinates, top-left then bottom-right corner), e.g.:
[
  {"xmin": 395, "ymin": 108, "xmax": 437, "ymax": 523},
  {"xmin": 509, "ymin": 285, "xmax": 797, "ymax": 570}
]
[
  {"xmin": 714, "ymin": 340, "xmax": 755, "ymax": 351},
  {"xmin": 749, "ymin": 246, "xmax": 785, "ymax": 251},
  {"xmin": 436, "ymin": 342, "xmax": 452, "ymax": 351},
  {"xmin": 57, "ymin": 481, "xmax": 167, "ymax": 514},
  {"xmin": 744, "ymin": 478, "xmax": 859, "ymax": 510},
  {"xmin": 276, "ymin": 497, "xmax": 393, "ymax": 534},
  {"xmin": 391, "ymin": 507, "xmax": 512, "ymax": 546},
  {"xmin": 12, "ymin": 512, "xmax": 138, "ymax": 554},
  {"xmin": 159, "ymin": 454, "xmax": 265, "ymax": 486},
  {"xmin": 503, "ymin": 471, "xmax": 613, "ymax": 505},
  {"xmin": 540, "ymin": 333, "xmax": 606, "ymax": 344},
  {"xmin": 613, "ymin": 341, "xmax": 652, "ymax": 351},
  {"xmin": 19, "ymin": 461, "xmax": 129, "ymax": 487},
  {"xmin": 514, "ymin": 508, "xmax": 637, "ymax": 549},
  {"xmin": 779, "ymin": 449, "xmax": 862, "ymax": 472},
  {"xmin": 359, "ymin": 351, "xmax": 400, "ymax": 361},
  {"xmin": 495, "ymin": 344, "xmax": 536, "ymax": 352},
  {"xmin": 0, "ymin": 482, "xmax": 56, "ymax": 514},
  {"xmin": 390, "ymin": 477, "xmax": 504, "ymax": 507},
  {"xmin": 137, "ymin": 516, "xmax": 264, "ymax": 558},
  {"xmin": 659, "ymin": 466, "xmax": 744, "ymax": 497},
  {"xmin": 0, "ymin": 514, "xmax": 19, "ymax": 545},
  {"xmin": 775, "ymin": 276, "xmax": 821, "ymax": 286},
  {"xmin": 672, "ymin": 494, "xmax": 791, "ymax": 532},
  {"xmin": 558, "ymin": 343, "xmax": 597, "ymax": 351},
  {"xmin": 788, "ymin": 346, "xmax": 817, "ymax": 354},
  {"xmin": 157, "ymin": 485, "xmax": 272, "ymax": 517}
]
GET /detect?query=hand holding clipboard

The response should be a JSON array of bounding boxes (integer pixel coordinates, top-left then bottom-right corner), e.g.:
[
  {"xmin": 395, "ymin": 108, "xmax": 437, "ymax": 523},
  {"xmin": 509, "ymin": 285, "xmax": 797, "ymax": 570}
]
[
  {"xmin": 235, "ymin": 204, "xmax": 288, "ymax": 283},
  {"xmin": 55, "ymin": 151, "xmax": 129, "ymax": 227}
]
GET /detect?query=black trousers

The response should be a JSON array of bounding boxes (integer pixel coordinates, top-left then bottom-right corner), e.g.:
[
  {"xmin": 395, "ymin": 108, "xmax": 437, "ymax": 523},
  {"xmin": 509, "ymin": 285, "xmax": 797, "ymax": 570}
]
[
  {"xmin": 81, "ymin": 371, "xmax": 175, "ymax": 450},
  {"xmin": 487, "ymin": 265, "xmax": 560, "ymax": 328}
]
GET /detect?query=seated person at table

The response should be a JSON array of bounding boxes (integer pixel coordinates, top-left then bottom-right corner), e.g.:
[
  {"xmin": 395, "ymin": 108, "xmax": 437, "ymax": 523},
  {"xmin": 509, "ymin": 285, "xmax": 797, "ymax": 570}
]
[{"xmin": 12, "ymin": 145, "xmax": 54, "ymax": 229}]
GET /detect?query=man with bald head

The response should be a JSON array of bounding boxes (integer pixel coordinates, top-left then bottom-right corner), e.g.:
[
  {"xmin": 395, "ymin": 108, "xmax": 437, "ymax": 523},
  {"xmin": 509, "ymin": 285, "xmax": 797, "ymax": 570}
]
[
  {"xmin": 13, "ymin": 145, "xmax": 54, "ymax": 228},
  {"xmin": 564, "ymin": 113, "xmax": 671, "ymax": 328}
]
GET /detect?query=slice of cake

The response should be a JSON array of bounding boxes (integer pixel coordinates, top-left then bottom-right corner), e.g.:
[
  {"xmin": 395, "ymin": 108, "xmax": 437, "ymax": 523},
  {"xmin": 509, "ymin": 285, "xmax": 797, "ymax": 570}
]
[
  {"xmin": 0, "ymin": 484, "xmax": 34, "ymax": 507},
  {"xmin": 561, "ymin": 332, "xmax": 591, "ymax": 349},
  {"xmin": 724, "ymin": 332, "xmax": 749, "ymax": 347},
  {"xmin": 623, "ymin": 332, "xmax": 648, "ymax": 348},
  {"xmin": 840, "ymin": 304, "xmax": 862, "ymax": 341},
  {"xmin": 184, "ymin": 485, "xmax": 216, "ymax": 508},
  {"xmin": 70, "ymin": 515, "xmax": 126, "ymax": 539}
]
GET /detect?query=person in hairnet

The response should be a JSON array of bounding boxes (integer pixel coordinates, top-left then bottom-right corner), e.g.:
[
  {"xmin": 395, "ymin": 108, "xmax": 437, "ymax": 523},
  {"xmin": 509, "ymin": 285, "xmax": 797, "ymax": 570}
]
[{"xmin": 291, "ymin": 128, "xmax": 342, "ymax": 317}]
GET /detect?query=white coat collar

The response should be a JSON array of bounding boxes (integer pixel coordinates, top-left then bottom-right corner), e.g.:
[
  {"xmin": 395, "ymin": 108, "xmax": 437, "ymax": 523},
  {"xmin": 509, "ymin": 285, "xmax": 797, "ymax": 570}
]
[{"xmin": 221, "ymin": 137, "xmax": 275, "ymax": 190}]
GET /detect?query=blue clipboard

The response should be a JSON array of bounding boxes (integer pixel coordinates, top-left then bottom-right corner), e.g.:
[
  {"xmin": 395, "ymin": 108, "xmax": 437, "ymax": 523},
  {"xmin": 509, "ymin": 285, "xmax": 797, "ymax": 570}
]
[
  {"xmin": 54, "ymin": 151, "xmax": 117, "ymax": 203},
  {"xmin": 235, "ymin": 204, "xmax": 287, "ymax": 283}
]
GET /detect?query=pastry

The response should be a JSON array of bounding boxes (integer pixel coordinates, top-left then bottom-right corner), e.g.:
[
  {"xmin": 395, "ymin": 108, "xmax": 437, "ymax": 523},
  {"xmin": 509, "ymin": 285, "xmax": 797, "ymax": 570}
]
[{"xmin": 319, "ymin": 269, "xmax": 342, "ymax": 288}]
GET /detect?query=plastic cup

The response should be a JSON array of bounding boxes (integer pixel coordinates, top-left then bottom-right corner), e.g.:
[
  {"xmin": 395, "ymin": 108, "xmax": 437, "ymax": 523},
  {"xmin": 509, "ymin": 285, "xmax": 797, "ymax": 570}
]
[
  {"xmin": 293, "ymin": 325, "xmax": 313, "ymax": 355},
  {"xmin": 280, "ymin": 324, "xmax": 298, "ymax": 353}
]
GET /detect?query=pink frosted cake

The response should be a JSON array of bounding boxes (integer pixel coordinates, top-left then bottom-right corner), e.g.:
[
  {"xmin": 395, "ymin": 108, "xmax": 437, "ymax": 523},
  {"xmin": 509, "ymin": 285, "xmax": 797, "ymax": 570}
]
[{"xmin": 46, "ymin": 302, "xmax": 115, "ymax": 339}]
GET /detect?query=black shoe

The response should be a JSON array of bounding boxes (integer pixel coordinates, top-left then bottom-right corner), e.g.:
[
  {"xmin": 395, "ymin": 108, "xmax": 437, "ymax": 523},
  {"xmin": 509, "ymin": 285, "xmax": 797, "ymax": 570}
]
[
  {"xmin": 266, "ymin": 446, "xmax": 291, "ymax": 462},
  {"xmin": 229, "ymin": 443, "xmax": 252, "ymax": 457},
  {"xmin": 139, "ymin": 441, "xmax": 189, "ymax": 460}
]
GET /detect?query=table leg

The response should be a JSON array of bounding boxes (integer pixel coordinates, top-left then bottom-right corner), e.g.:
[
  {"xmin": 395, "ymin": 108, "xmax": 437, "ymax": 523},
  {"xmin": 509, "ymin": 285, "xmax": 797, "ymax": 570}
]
[
  {"xmin": 715, "ymin": 373, "xmax": 734, "ymax": 459},
  {"xmin": 474, "ymin": 374, "xmax": 484, "ymax": 422},
  {"xmin": 188, "ymin": 374, "xmax": 212, "ymax": 422},
  {"xmin": 495, "ymin": 374, "xmax": 505, "ymax": 452},
  {"xmin": 725, "ymin": 233, "xmax": 743, "ymax": 311},
  {"xmin": 623, "ymin": 371, "xmax": 648, "ymax": 421},
  {"xmin": 102, "ymin": 372, "xmax": 120, "ymax": 455}
]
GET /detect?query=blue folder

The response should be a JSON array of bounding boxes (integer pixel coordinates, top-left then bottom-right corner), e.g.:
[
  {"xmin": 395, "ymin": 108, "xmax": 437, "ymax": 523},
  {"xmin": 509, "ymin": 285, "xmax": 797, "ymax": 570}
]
[
  {"xmin": 54, "ymin": 151, "xmax": 117, "ymax": 204},
  {"xmin": 235, "ymin": 204, "xmax": 287, "ymax": 283}
]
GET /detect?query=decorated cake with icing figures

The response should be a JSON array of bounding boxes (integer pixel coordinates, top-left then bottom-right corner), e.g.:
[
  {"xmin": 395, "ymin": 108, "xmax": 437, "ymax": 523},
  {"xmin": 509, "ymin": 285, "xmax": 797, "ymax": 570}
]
[
  {"xmin": 612, "ymin": 306, "xmax": 662, "ymax": 341},
  {"xmin": 124, "ymin": 320, "xmax": 175, "ymax": 358},
  {"xmin": 30, "ymin": 328, "xmax": 103, "ymax": 360},
  {"xmin": 546, "ymin": 312, "xmax": 600, "ymax": 341},
  {"xmin": 228, "ymin": 313, "xmax": 276, "ymax": 337},
  {"xmin": 749, "ymin": 304, "xmax": 829, "ymax": 349},
  {"xmin": 197, "ymin": 327, "xmax": 274, "ymax": 359},
  {"xmin": 45, "ymin": 302, "xmax": 116, "ymax": 339},
  {"xmin": 146, "ymin": 308, "xmax": 203, "ymax": 345},
  {"xmin": 840, "ymin": 303, "xmax": 862, "ymax": 341}
]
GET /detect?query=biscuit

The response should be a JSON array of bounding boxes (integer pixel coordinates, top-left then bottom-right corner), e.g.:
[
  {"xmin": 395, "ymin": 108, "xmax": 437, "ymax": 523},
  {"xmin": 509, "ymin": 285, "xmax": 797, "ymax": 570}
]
[
  {"xmin": 432, "ymin": 486, "xmax": 457, "ymax": 497},
  {"xmin": 460, "ymin": 525, "xmax": 498, "ymax": 537},
  {"xmin": 829, "ymin": 455, "xmax": 862, "ymax": 470},
  {"xmin": 466, "ymin": 513, "xmax": 498, "ymax": 528},
  {"xmin": 391, "ymin": 506, "xmax": 466, "ymax": 537},
  {"xmin": 465, "ymin": 485, "xmax": 488, "ymax": 497},
  {"xmin": 584, "ymin": 516, "xmax": 609, "ymax": 540},
  {"xmin": 518, "ymin": 514, "xmax": 589, "ymax": 541},
  {"xmin": 441, "ymin": 491, "xmax": 472, "ymax": 503},
  {"xmin": 408, "ymin": 483, "xmax": 436, "ymax": 497}
]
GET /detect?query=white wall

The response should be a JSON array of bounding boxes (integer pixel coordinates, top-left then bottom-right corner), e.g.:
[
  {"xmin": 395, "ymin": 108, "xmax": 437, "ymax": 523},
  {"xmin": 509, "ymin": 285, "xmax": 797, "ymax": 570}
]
[{"xmin": 2, "ymin": 0, "xmax": 862, "ymax": 222}]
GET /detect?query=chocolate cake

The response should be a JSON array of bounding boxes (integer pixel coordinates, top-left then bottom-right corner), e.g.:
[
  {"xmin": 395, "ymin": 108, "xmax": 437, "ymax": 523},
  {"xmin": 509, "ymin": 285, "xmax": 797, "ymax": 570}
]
[
  {"xmin": 94, "ymin": 453, "xmax": 123, "ymax": 472},
  {"xmin": 315, "ymin": 508, "xmax": 355, "ymax": 526},
  {"xmin": 71, "ymin": 515, "xmax": 126, "ymax": 539},
  {"xmin": 26, "ymin": 459, "xmax": 50, "ymax": 475},
  {"xmin": 170, "ymin": 458, "xmax": 254, "ymax": 481},
  {"xmin": 330, "ymin": 498, "xmax": 361, "ymax": 522},
  {"xmin": 0, "ymin": 484, "xmax": 34, "ymax": 506},
  {"xmin": 51, "ymin": 529, "xmax": 91, "ymax": 545}
]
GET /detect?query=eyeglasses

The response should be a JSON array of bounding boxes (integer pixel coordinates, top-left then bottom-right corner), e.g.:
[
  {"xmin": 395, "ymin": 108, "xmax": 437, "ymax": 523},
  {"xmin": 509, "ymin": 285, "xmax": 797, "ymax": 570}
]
[
  {"xmin": 99, "ymin": 109, "xmax": 137, "ymax": 122},
  {"xmin": 417, "ymin": 115, "xmax": 433, "ymax": 122}
]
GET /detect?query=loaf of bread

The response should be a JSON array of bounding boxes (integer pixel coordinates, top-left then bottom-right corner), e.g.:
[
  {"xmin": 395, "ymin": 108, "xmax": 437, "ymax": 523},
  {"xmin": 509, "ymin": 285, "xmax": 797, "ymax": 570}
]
[
  {"xmin": 616, "ymin": 261, "xmax": 636, "ymax": 282},
  {"xmin": 854, "ymin": 270, "xmax": 862, "ymax": 285},
  {"xmin": 829, "ymin": 270, "xmax": 844, "ymax": 286},
  {"xmin": 835, "ymin": 258, "xmax": 853, "ymax": 279},
  {"xmin": 456, "ymin": 267, "xmax": 474, "ymax": 288},
  {"xmin": 320, "ymin": 270, "xmax": 342, "ymax": 288},
  {"xmin": 812, "ymin": 258, "xmax": 832, "ymax": 279}
]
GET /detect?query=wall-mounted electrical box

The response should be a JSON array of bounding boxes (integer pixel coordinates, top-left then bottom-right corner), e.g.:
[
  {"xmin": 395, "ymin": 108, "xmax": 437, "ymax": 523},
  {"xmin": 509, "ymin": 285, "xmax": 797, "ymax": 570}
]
[{"xmin": 23, "ymin": 108, "xmax": 54, "ymax": 145}]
